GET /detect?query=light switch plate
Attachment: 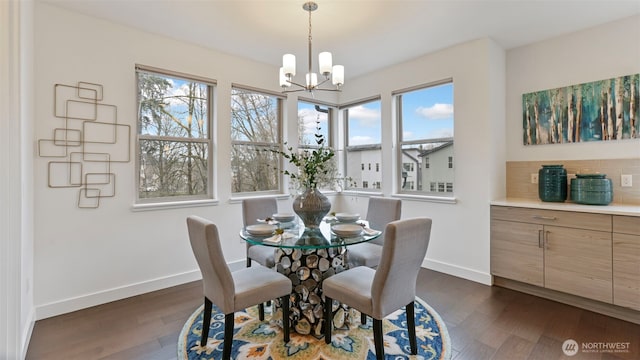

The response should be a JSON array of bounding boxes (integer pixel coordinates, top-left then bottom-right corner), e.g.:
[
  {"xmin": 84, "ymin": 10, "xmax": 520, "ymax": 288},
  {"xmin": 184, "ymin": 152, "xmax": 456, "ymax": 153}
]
[
  {"xmin": 621, "ymin": 174, "xmax": 632, "ymax": 187},
  {"xmin": 531, "ymin": 173, "xmax": 539, "ymax": 184}
]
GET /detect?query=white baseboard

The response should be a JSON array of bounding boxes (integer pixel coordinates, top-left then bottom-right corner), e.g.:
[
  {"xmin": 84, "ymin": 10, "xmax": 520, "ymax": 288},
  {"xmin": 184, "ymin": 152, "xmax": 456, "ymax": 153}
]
[
  {"xmin": 34, "ymin": 260, "xmax": 248, "ymax": 321},
  {"xmin": 422, "ymin": 258, "xmax": 492, "ymax": 285},
  {"xmin": 21, "ymin": 308, "xmax": 35, "ymax": 360},
  {"xmin": 35, "ymin": 270, "xmax": 202, "ymax": 320}
]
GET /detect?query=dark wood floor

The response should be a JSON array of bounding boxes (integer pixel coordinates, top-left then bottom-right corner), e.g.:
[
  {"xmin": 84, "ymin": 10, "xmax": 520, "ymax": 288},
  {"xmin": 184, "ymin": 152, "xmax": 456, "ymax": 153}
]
[{"xmin": 26, "ymin": 269, "xmax": 640, "ymax": 360}]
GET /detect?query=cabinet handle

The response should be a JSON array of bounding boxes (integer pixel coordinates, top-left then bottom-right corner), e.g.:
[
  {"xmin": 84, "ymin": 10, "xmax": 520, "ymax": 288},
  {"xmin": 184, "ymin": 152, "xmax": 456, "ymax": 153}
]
[
  {"xmin": 533, "ymin": 215, "xmax": 557, "ymax": 221},
  {"xmin": 545, "ymin": 231, "xmax": 550, "ymax": 249},
  {"xmin": 538, "ymin": 230, "xmax": 543, "ymax": 248}
]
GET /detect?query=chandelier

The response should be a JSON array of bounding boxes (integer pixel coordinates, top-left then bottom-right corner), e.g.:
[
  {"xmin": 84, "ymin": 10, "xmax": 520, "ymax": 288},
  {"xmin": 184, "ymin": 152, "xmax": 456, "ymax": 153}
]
[{"xmin": 279, "ymin": 1, "xmax": 344, "ymax": 93}]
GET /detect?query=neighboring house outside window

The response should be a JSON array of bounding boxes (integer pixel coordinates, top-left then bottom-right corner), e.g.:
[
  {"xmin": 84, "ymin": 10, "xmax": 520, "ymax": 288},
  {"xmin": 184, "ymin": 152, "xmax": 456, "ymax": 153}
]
[
  {"xmin": 231, "ymin": 86, "xmax": 283, "ymax": 194},
  {"xmin": 136, "ymin": 65, "xmax": 214, "ymax": 203},
  {"xmin": 343, "ymin": 98, "xmax": 382, "ymax": 191},
  {"xmin": 396, "ymin": 80, "xmax": 454, "ymax": 196}
]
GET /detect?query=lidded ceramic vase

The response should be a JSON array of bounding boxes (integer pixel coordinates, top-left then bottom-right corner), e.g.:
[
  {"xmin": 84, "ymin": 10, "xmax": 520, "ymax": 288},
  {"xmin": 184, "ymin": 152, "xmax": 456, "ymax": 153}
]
[{"xmin": 538, "ymin": 165, "xmax": 567, "ymax": 202}]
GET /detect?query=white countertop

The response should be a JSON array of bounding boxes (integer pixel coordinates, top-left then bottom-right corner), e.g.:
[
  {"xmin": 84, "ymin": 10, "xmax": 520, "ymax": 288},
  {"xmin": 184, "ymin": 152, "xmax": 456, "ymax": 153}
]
[{"xmin": 491, "ymin": 198, "xmax": 640, "ymax": 217}]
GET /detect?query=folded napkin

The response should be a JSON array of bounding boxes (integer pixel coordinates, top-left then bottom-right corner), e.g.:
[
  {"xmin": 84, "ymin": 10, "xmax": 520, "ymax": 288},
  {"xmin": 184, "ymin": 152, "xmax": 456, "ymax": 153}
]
[
  {"xmin": 262, "ymin": 232, "xmax": 294, "ymax": 244},
  {"xmin": 362, "ymin": 227, "xmax": 381, "ymax": 236}
]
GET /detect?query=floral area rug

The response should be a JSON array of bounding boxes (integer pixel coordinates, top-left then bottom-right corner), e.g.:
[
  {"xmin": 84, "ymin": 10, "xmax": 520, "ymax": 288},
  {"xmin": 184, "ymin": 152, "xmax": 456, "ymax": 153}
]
[{"xmin": 178, "ymin": 296, "xmax": 451, "ymax": 360}]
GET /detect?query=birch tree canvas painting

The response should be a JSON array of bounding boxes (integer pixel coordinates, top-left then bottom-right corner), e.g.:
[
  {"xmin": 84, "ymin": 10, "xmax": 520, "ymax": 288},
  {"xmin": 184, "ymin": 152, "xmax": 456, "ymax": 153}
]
[{"xmin": 522, "ymin": 73, "xmax": 639, "ymax": 145}]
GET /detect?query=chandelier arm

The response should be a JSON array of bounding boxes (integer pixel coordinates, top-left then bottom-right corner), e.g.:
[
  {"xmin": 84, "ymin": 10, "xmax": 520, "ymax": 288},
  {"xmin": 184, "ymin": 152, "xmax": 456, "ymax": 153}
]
[
  {"xmin": 315, "ymin": 77, "xmax": 331, "ymax": 87},
  {"xmin": 285, "ymin": 80, "xmax": 309, "ymax": 89}
]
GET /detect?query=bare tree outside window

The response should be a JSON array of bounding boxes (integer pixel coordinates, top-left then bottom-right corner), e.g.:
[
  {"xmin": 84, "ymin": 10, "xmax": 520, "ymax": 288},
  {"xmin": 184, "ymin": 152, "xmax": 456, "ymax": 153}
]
[
  {"xmin": 136, "ymin": 68, "xmax": 212, "ymax": 202},
  {"xmin": 231, "ymin": 88, "xmax": 281, "ymax": 193}
]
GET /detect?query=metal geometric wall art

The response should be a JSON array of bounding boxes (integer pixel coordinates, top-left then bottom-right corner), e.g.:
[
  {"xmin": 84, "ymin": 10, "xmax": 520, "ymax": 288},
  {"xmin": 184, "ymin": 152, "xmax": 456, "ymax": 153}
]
[
  {"xmin": 522, "ymin": 73, "xmax": 640, "ymax": 145},
  {"xmin": 38, "ymin": 81, "xmax": 130, "ymax": 208}
]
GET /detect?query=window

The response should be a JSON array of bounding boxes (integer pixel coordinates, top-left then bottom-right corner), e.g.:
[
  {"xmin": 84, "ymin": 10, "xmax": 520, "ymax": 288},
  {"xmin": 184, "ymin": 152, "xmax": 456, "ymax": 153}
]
[
  {"xmin": 362, "ymin": 181, "xmax": 369, "ymax": 189},
  {"xmin": 136, "ymin": 66, "xmax": 213, "ymax": 202},
  {"xmin": 446, "ymin": 182, "xmax": 453, "ymax": 192},
  {"xmin": 343, "ymin": 98, "xmax": 382, "ymax": 191},
  {"xmin": 376, "ymin": 163, "xmax": 380, "ymax": 172},
  {"xmin": 361, "ymin": 163, "xmax": 364, "ymax": 170},
  {"xmin": 396, "ymin": 80, "xmax": 454, "ymax": 195},
  {"xmin": 231, "ymin": 86, "xmax": 282, "ymax": 194},
  {"xmin": 375, "ymin": 181, "xmax": 381, "ymax": 189},
  {"xmin": 298, "ymin": 100, "xmax": 330, "ymax": 148}
]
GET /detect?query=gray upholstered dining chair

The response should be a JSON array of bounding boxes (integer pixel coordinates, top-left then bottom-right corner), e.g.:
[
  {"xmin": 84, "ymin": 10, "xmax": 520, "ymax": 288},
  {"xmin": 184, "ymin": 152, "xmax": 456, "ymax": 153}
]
[
  {"xmin": 242, "ymin": 197, "xmax": 278, "ymax": 268},
  {"xmin": 346, "ymin": 197, "xmax": 402, "ymax": 268},
  {"xmin": 323, "ymin": 217, "xmax": 432, "ymax": 360},
  {"xmin": 186, "ymin": 216, "xmax": 291, "ymax": 360}
]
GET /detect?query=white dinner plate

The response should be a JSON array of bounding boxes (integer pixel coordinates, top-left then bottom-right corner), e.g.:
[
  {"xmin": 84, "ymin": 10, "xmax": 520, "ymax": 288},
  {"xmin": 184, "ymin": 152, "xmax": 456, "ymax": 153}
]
[
  {"xmin": 272, "ymin": 213, "xmax": 295, "ymax": 223},
  {"xmin": 335, "ymin": 213, "xmax": 360, "ymax": 222},
  {"xmin": 246, "ymin": 224, "xmax": 277, "ymax": 236},
  {"xmin": 332, "ymin": 224, "xmax": 363, "ymax": 237}
]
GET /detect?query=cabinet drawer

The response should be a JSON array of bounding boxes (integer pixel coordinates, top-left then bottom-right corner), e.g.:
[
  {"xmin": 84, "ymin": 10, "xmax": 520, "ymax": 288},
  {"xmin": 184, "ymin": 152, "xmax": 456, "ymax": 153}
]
[
  {"xmin": 613, "ymin": 216, "xmax": 640, "ymax": 236},
  {"xmin": 613, "ymin": 233, "xmax": 640, "ymax": 311},
  {"xmin": 491, "ymin": 206, "xmax": 611, "ymax": 232}
]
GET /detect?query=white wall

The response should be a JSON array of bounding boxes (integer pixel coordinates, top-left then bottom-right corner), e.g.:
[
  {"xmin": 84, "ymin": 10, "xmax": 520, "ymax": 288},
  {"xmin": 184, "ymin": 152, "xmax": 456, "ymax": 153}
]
[
  {"xmin": 20, "ymin": 0, "xmax": 35, "ymax": 356},
  {"xmin": 335, "ymin": 38, "xmax": 507, "ymax": 284},
  {"xmin": 1, "ymin": 1, "xmax": 35, "ymax": 359},
  {"xmin": 506, "ymin": 15, "xmax": 640, "ymax": 161},
  {"xmin": 32, "ymin": 3, "xmax": 339, "ymax": 320}
]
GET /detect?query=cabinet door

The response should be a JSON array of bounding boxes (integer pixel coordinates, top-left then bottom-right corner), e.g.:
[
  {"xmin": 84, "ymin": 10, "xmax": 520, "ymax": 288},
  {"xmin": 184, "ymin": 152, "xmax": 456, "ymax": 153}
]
[
  {"xmin": 491, "ymin": 219, "xmax": 544, "ymax": 287},
  {"xmin": 545, "ymin": 226, "xmax": 612, "ymax": 303},
  {"xmin": 613, "ymin": 233, "xmax": 640, "ymax": 311}
]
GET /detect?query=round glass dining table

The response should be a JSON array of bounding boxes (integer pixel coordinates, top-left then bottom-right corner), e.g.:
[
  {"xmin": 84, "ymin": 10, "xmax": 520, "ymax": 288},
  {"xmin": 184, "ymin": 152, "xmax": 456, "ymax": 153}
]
[{"xmin": 240, "ymin": 220, "xmax": 381, "ymax": 337}]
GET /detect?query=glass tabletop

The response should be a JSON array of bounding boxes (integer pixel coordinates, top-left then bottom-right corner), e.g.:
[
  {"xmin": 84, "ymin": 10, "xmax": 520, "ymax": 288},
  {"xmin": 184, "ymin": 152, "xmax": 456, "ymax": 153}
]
[{"xmin": 240, "ymin": 220, "xmax": 382, "ymax": 250}]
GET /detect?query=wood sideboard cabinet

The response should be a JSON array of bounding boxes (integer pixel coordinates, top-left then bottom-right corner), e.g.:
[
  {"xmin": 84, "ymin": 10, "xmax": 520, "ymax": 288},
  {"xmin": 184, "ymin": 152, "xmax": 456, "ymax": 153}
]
[
  {"xmin": 491, "ymin": 206, "xmax": 614, "ymax": 304},
  {"xmin": 613, "ymin": 215, "xmax": 640, "ymax": 311}
]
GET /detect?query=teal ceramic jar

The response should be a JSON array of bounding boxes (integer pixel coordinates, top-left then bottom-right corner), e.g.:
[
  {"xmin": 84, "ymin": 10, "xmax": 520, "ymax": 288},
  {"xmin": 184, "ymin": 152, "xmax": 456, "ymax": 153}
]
[
  {"xmin": 570, "ymin": 174, "xmax": 613, "ymax": 205},
  {"xmin": 538, "ymin": 165, "xmax": 567, "ymax": 202}
]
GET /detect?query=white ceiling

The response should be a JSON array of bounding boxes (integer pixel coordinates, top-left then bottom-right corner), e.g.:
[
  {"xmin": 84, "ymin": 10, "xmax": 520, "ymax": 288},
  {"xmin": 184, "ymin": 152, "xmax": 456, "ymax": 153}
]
[{"xmin": 42, "ymin": 0, "xmax": 640, "ymax": 80}]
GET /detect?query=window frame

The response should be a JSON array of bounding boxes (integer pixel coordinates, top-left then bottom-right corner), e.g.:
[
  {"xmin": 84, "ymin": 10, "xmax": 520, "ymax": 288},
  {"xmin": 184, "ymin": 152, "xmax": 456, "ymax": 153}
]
[
  {"xmin": 340, "ymin": 96, "xmax": 383, "ymax": 192},
  {"xmin": 134, "ymin": 64, "xmax": 215, "ymax": 205},
  {"xmin": 230, "ymin": 84, "xmax": 285, "ymax": 196},
  {"xmin": 395, "ymin": 79, "xmax": 454, "ymax": 197}
]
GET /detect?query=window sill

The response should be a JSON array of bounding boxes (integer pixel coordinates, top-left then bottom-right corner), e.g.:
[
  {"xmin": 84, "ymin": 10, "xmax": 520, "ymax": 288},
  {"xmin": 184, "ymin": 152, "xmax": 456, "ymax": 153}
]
[
  {"xmin": 131, "ymin": 198, "xmax": 219, "ymax": 212},
  {"xmin": 392, "ymin": 193, "xmax": 457, "ymax": 204}
]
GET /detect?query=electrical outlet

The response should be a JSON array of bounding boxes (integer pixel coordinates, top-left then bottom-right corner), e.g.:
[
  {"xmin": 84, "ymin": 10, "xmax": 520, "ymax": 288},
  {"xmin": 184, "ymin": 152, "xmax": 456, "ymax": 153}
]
[
  {"xmin": 531, "ymin": 173, "xmax": 539, "ymax": 184},
  {"xmin": 621, "ymin": 174, "xmax": 633, "ymax": 187}
]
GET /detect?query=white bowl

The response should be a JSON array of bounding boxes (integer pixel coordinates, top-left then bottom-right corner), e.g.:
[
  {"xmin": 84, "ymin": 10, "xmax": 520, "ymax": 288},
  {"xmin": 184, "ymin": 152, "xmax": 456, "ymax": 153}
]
[
  {"xmin": 335, "ymin": 213, "xmax": 360, "ymax": 223},
  {"xmin": 272, "ymin": 213, "xmax": 295, "ymax": 223},
  {"xmin": 332, "ymin": 224, "xmax": 363, "ymax": 237},
  {"xmin": 246, "ymin": 224, "xmax": 276, "ymax": 236}
]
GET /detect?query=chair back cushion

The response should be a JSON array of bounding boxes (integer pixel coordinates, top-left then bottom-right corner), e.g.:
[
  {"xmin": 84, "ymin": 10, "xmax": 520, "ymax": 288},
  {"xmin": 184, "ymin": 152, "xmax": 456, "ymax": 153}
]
[
  {"xmin": 187, "ymin": 216, "xmax": 235, "ymax": 313},
  {"xmin": 371, "ymin": 217, "xmax": 432, "ymax": 318},
  {"xmin": 242, "ymin": 197, "xmax": 278, "ymax": 227},
  {"xmin": 366, "ymin": 197, "xmax": 401, "ymax": 245}
]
